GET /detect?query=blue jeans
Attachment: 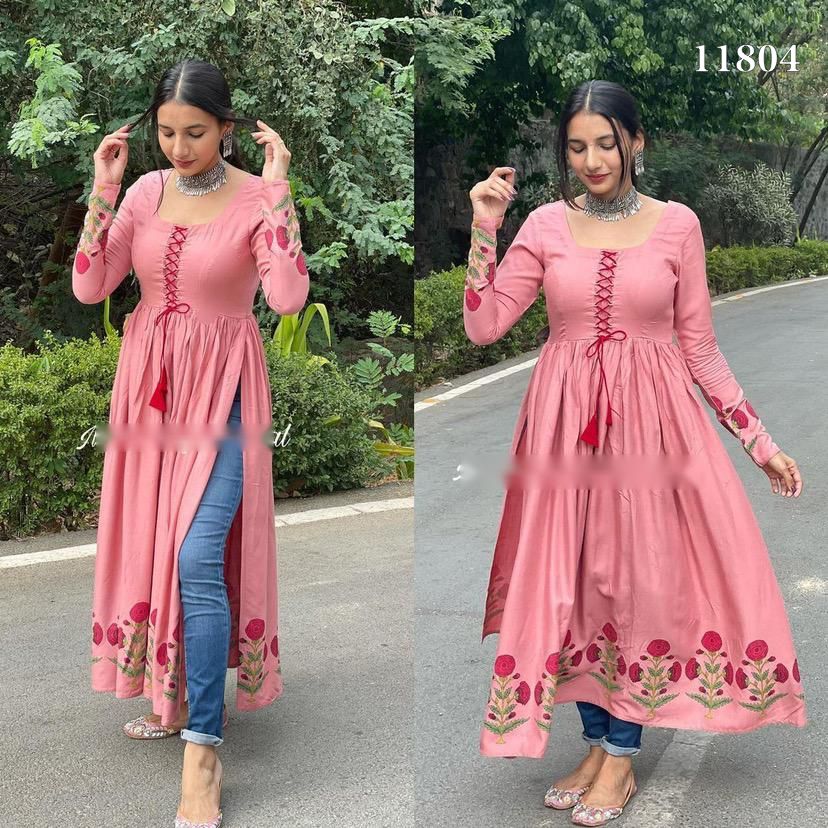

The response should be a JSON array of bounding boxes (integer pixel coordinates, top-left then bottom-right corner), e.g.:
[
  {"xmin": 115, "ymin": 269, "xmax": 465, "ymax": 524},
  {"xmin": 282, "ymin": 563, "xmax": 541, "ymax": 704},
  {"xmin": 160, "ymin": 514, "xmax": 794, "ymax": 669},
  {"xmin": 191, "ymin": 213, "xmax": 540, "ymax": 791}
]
[
  {"xmin": 178, "ymin": 380, "xmax": 243, "ymax": 746},
  {"xmin": 576, "ymin": 701, "xmax": 643, "ymax": 757}
]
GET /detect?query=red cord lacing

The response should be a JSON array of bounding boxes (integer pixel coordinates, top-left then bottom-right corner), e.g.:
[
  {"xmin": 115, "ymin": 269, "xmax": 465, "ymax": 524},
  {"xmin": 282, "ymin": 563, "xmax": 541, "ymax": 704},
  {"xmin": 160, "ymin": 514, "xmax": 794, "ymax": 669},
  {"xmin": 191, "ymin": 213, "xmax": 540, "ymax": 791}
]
[
  {"xmin": 149, "ymin": 225, "xmax": 191, "ymax": 412},
  {"xmin": 579, "ymin": 250, "xmax": 628, "ymax": 446}
]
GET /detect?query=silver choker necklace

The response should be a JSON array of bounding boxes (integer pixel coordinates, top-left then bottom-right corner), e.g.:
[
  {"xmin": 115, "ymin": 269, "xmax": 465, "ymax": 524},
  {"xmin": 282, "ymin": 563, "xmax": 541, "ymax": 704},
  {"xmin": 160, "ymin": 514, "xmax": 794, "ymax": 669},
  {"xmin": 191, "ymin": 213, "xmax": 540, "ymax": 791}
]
[
  {"xmin": 583, "ymin": 185, "xmax": 642, "ymax": 221},
  {"xmin": 174, "ymin": 157, "xmax": 228, "ymax": 197}
]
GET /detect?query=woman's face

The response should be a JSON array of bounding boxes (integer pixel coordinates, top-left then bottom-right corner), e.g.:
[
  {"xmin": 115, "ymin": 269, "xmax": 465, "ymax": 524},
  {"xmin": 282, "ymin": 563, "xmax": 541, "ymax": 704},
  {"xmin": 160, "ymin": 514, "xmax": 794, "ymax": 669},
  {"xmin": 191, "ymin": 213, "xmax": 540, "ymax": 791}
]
[
  {"xmin": 156, "ymin": 100, "xmax": 230, "ymax": 175},
  {"xmin": 565, "ymin": 110, "xmax": 642, "ymax": 198}
]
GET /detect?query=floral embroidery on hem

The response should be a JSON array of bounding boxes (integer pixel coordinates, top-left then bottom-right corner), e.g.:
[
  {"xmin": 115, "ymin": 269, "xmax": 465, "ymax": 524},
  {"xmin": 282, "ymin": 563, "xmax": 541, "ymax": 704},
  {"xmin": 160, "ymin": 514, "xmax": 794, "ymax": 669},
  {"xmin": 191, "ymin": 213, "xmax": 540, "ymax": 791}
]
[
  {"xmin": 483, "ymin": 654, "xmax": 530, "ymax": 743},
  {"xmin": 684, "ymin": 630, "xmax": 733, "ymax": 718},
  {"xmin": 238, "ymin": 617, "xmax": 269, "ymax": 699}
]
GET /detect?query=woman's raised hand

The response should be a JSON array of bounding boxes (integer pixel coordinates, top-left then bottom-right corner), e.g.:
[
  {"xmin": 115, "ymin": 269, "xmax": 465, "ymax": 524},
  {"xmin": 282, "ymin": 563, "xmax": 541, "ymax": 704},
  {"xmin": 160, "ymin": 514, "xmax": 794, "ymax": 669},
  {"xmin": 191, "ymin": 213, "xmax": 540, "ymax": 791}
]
[
  {"xmin": 469, "ymin": 166, "xmax": 518, "ymax": 221},
  {"xmin": 251, "ymin": 118, "xmax": 291, "ymax": 183},
  {"xmin": 93, "ymin": 121, "xmax": 133, "ymax": 186}
]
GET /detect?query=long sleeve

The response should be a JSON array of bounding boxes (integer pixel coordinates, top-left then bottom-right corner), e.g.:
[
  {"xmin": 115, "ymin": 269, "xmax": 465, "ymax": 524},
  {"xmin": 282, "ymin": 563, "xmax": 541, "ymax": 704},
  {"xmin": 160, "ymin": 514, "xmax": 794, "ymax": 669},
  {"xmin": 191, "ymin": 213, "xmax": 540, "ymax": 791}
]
[
  {"xmin": 72, "ymin": 177, "xmax": 141, "ymax": 304},
  {"xmin": 249, "ymin": 179, "xmax": 310, "ymax": 315},
  {"xmin": 673, "ymin": 214, "xmax": 781, "ymax": 468},
  {"xmin": 463, "ymin": 209, "xmax": 545, "ymax": 346}
]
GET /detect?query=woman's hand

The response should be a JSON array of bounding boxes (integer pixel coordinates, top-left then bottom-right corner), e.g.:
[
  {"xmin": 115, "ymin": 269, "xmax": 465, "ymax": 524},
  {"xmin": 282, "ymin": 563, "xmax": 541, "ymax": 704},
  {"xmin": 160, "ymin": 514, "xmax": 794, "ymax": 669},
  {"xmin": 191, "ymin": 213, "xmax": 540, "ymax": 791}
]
[
  {"xmin": 762, "ymin": 450, "xmax": 802, "ymax": 497},
  {"xmin": 469, "ymin": 166, "xmax": 518, "ymax": 222},
  {"xmin": 93, "ymin": 121, "xmax": 133, "ymax": 185},
  {"xmin": 252, "ymin": 118, "xmax": 291, "ymax": 183}
]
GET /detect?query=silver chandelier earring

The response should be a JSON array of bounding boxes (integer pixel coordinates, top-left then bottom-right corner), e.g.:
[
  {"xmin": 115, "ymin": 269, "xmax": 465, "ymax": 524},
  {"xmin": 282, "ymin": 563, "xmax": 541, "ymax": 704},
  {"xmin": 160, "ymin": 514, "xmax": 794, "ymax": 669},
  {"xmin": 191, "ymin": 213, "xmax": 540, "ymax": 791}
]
[
  {"xmin": 634, "ymin": 148, "xmax": 644, "ymax": 176},
  {"xmin": 222, "ymin": 130, "xmax": 233, "ymax": 157}
]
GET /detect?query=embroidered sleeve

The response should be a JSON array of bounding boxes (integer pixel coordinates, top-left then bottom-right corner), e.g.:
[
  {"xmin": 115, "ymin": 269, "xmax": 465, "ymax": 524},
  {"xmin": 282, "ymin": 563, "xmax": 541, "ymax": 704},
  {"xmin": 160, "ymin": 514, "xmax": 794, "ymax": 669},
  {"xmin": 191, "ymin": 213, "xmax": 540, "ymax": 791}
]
[
  {"xmin": 72, "ymin": 177, "xmax": 141, "ymax": 304},
  {"xmin": 249, "ymin": 179, "xmax": 309, "ymax": 315},
  {"xmin": 673, "ymin": 214, "xmax": 781, "ymax": 468},
  {"xmin": 463, "ymin": 210, "xmax": 545, "ymax": 346}
]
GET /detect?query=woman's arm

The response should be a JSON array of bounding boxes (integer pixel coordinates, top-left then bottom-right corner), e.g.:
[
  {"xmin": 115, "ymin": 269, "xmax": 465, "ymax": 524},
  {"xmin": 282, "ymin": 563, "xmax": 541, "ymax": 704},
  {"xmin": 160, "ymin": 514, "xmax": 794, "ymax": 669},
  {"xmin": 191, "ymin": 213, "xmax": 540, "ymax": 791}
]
[
  {"xmin": 72, "ymin": 177, "xmax": 141, "ymax": 304},
  {"xmin": 673, "ymin": 214, "xmax": 781, "ymax": 468},
  {"xmin": 249, "ymin": 179, "xmax": 309, "ymax": 315},
  {"xmin": 463, "ymin": 209, "xmax": 545, "ymax": 346}
]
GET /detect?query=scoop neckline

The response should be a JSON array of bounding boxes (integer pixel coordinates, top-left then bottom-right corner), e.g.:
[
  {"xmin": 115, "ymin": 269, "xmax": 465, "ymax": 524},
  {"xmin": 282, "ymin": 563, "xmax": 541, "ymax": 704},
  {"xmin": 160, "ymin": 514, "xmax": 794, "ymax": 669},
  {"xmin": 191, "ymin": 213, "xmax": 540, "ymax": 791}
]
[
  {"xmin": 561, "ymin": 199, "xmax": 674, "ymax": 251},
  {"xmin": 152, "ymin": 168, "xmax": 256, "ymax": 228}
]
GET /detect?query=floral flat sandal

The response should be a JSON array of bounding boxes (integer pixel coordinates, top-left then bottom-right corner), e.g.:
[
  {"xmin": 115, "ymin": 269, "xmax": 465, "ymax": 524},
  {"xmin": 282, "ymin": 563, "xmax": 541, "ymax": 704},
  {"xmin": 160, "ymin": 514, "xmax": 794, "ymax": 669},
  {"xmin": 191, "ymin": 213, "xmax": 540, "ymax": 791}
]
[
  {"xmin": 544, "ymin": 783, "xmax": 591, "ymax": 809},
  {"xmin": 570, "ymin": 775, "xmax": 637, "ymax": 826},
  {"xmin": 124, "ymin": 704, "xmax": 229, "ymax": 740}
]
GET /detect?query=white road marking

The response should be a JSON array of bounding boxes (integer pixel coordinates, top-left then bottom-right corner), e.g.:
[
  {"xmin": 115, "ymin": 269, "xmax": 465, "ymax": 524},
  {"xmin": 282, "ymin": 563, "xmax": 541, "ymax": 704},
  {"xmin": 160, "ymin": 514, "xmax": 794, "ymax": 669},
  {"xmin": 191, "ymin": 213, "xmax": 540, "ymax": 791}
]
[
  {"xmin": 416, "ymin": 276, "xmax": 828, "ymax": 412},
  {"xmin": 0, "ymin": 497, "xmax": 414, "ymax": 569}
]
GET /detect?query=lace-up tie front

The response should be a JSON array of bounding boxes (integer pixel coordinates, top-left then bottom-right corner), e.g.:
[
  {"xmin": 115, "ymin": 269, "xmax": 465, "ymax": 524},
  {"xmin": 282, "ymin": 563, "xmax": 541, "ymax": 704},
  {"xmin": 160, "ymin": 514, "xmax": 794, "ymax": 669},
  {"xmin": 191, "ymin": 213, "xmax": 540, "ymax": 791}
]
[
  {"xmin": 149, "ymin": 225, "xmax": 191, "ymax": 412},
  {"xmin": 579, "ymin": 250, "xmax": 627, "ymax": 447}
]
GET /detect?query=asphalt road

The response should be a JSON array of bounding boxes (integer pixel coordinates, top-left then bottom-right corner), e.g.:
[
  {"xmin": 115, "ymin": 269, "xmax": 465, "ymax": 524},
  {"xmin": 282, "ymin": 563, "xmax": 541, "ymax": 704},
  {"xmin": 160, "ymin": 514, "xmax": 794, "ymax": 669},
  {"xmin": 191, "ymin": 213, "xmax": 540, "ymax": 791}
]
[
  {"xmin": 0, "ymin": 486, "xmax": 413, "ymax": 828},
  {"xmin": 414, "ymin": 278, "xmax": 827, "ymax": 827}
]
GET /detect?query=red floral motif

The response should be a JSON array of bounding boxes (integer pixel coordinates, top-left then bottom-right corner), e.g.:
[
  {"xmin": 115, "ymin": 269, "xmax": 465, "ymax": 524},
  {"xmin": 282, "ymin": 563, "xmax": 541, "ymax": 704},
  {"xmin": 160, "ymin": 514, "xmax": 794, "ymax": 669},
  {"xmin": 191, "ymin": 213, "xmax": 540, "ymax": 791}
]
[
  {"xmin": 534, "ymin": 681, "xmax": 544, "ymax": 705},
  {"xmin": 494, "ymin": 654, "xmax": 516, "ymax": 677},
  {"xmin": 465, "ymin": 287, "xmax": 482, "ymax": 312},
  {"xmin": 245, "ymin": 618, "xmax": 266, "ymax": 640},
  {"xmin": 545, "ymin": 653, "xmax": 560, "ymax": 676},
  {"xmin": 685, "ymin": 631, "xmax": 733, "ymax": 718},
  {"xmin": 745, "ymin": 639, "xmax": 769, "ymax": 660},
  {"xmin": 484, "ymin": 653, "xmax": 530, "ymax": 743},
  {"xmin": 74, "ymin": 184, "xmax": 116, "ymax": 277},
  {"xmin": 464, "ymin": 223, "xmax": 497, "ymax": 309},
  {"xmin": 647, "ymin": 639, "xmax": 671, "ymax": 657},
  {"xmin": 276, "ymin": 225, "xmax": 289, "ymax": 250},
  {"xmin": 587, "ymin": 623, "xmax": 625, "ymax": 698},
  {"xmin": 271, "ymin": 634, "xmax": 279, "ymax": 660},
  {"xmin": 629, "ymin": 638, "xmax": 680, "ymax": 718},
  {"xmin": 156, "ymin": 641, "xmax": 168, "ymax": 667},
  {"xmin": 792, "ymin": 659, "xmax": 800, "ymax": 682},
  {"xmin": 737, "ymin": 639, "xmax": 789, "ymax": 714},
  {"xmin": 515, "ymin": 681, "xmax": 531, "ymax": 704},
  {"xmin": 239, "ymin": 617, "xmax": 268, "ymax": 699},
  {"xmin": 130, "ymin": 602, "xmax": 150, "ymax": 623},
  {"xmin": 92, "ymin": 622, "xmax": 103, "ymax": 646}
]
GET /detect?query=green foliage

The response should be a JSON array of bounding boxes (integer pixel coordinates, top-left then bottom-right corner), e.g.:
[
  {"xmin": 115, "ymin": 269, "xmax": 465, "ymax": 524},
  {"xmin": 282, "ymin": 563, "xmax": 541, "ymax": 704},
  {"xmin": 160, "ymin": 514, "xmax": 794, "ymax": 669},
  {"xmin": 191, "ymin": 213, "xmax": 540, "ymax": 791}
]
[
  {"xmin": 7, "ymin": 38, "xmax": 98, "ymax": 168},
  {"xmin": 701, "ymin": 161, "xmax": 799, "ymax": 247},
  {"xmin": 2, "ymin": 1, "xmax": 414, "ymax": 340},
  {"xmin": 0, "ymin": 331, "xmax": 391, "ymax": 537},
  {"xmin": 263, "ymin": 344, "xmax": 392, "ymax": 495},
  {"xmin": 273, "ymin": 303, "xmax": 333, "ymax": 358},
  {"xmin": 414, "ymin": 265, "xmax": 548, "ymax": 388},
  {"xmin": 416, "ymin": 0, "xmax": 823, "ymax": 171}
]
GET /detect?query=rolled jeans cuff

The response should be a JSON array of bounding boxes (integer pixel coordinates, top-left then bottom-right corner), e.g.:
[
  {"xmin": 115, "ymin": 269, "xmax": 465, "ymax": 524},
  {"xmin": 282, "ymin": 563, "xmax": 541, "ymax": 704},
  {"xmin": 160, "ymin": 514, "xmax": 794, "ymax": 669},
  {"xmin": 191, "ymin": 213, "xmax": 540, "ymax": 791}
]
[
  {"xmin": 599, "ymin": 735, "xmax": 641, "ymax": 757},
  {"xmin": 180, "ymin": 728, "xmax": 224, "ymax": 747}
]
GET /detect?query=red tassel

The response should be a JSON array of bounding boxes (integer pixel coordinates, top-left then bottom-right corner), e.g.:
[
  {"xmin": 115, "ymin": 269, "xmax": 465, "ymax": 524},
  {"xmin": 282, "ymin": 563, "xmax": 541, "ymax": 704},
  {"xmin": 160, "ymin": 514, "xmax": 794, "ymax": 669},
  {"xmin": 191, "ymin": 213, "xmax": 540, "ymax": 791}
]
[
  {"xmin": 579, "ymin": 412, "xmax": 599, "ymax": 446},
  {"xmin": 149, "ymin": 363, "xmax": 168, "ymax": 412}
]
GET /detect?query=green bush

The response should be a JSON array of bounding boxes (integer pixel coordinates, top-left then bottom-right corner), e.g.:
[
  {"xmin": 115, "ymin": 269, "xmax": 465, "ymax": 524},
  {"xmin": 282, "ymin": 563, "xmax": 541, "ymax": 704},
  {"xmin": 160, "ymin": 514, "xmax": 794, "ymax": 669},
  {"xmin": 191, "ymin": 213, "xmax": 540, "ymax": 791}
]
[
  {"xmin": 0, "ymin": 332, "xmax": 389, "ymax": 539},
  {"xmin": 416, "ymin": 240, "xmax": 828, "ymax": 390},
  {"xmin": 415, "ymin": 265, "xmax": 547, "ymax": 389}
]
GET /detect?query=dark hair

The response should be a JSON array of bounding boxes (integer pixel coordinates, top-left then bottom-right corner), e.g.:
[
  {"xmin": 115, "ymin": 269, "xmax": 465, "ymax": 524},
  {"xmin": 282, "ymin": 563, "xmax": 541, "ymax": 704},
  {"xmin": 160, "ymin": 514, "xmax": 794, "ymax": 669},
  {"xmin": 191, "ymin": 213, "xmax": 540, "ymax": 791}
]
[
  {"xmin": 127, "ymin": 59, "xmax": 259, "ymax": 215},
  {"xmin": 555, "ymin": 80, "xmax": 645, "ymax": 211}
]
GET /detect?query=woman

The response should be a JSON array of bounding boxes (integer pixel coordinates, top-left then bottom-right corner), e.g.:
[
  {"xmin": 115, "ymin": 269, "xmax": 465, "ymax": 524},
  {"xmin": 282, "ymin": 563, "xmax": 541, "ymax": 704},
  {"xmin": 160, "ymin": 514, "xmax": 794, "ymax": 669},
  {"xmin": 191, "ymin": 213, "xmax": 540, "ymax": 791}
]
[
  {"xmin": 74, "ymin": 60, "xmax": 309, "ymax": 827},
  {"xmin": 463, "ymin": 80, "xmax": 806, "ymax": 825}
]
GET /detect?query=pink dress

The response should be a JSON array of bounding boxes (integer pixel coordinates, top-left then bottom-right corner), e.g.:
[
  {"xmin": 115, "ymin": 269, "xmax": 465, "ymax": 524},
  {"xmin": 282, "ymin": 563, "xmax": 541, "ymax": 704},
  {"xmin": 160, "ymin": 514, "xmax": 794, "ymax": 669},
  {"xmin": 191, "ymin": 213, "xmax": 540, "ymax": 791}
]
[
  {"xmin": 463, "ymin": 200, "xmax": 807, "ymax": 759},
  {"xmin": 73, "ymin": 168, "xmax": 309, "ymax": 726}
]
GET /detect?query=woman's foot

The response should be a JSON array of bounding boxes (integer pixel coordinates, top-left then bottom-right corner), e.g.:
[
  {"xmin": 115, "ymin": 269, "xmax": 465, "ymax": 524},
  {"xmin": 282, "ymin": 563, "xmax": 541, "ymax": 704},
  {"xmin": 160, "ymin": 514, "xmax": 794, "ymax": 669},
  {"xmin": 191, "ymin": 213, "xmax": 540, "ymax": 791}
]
[
  {"xmin": 545, "ymin": 746, "xmax": 606, "ymax": 808},
  {"xmin": 176, "ymin": 743, "xmax": 223, "ymax": 825},
  {"xmin": 123, "ymin": 702, "xmax": 189, "ymax": 739},
  {"xmin": 575, "ymin": 754, "xmax": 635, "ymax": 811}
]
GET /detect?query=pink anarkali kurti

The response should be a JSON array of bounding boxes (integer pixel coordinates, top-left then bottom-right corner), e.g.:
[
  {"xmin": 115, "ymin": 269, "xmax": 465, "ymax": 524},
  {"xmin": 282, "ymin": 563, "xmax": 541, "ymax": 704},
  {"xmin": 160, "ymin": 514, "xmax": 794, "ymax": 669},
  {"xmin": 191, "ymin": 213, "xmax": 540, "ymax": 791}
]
[
  {"xmin": 72, "ymin": 168, "xmax": 309, "ymax": 726},
  {"xmin": 463, "ymin": 200, "xmax": 807, "ymax": 759}
]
